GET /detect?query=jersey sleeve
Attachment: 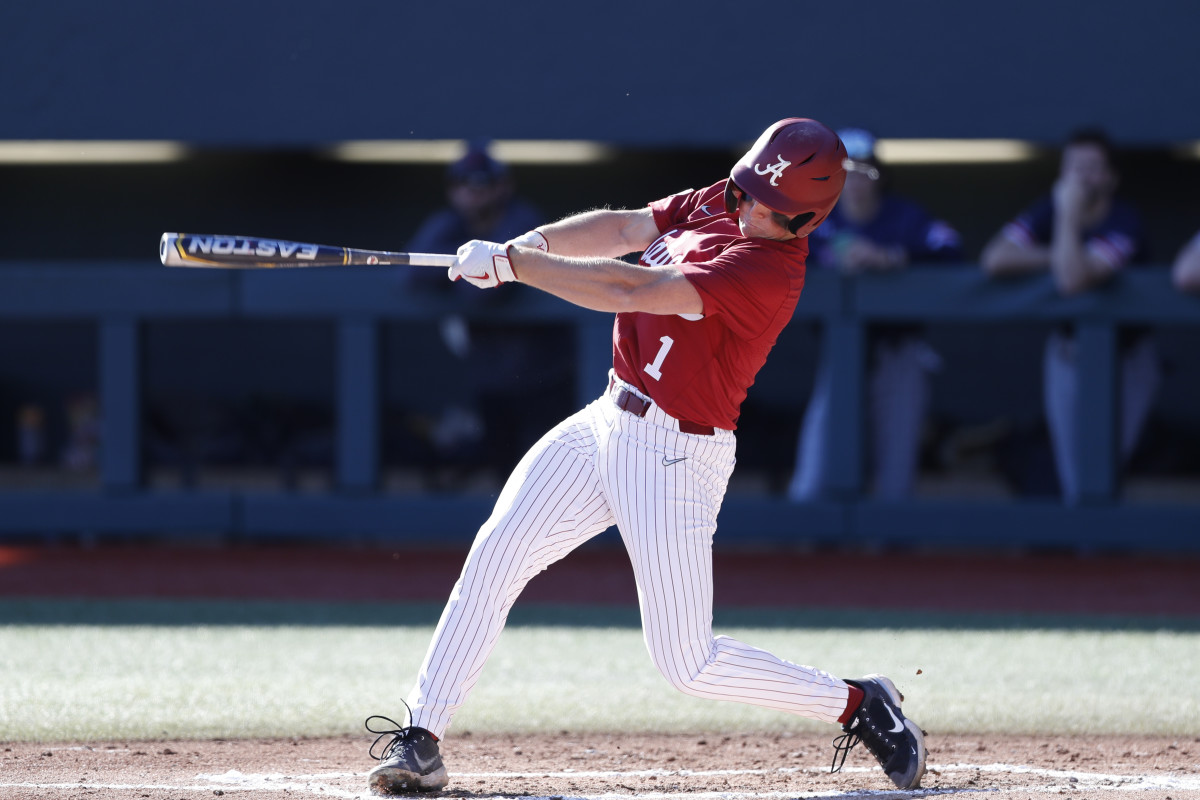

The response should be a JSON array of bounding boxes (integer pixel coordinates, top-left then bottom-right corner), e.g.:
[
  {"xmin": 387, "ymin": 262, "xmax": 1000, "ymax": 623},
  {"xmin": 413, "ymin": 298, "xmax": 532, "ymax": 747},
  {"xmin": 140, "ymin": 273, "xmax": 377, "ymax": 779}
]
[
  {"xmin": 649, "ymin": 181, "xmax": 726, "ymax": 231},
  {"xmin": 903, "ymin": 204, "xmax": 963, "ymax": 262},
  {"xmin": 872, "ymin": 197, "xmax": 964, "ymax": 263},
  {"xmin": 1000, "ymin": 196, "xmax": 1145, "ymax": 269},
  {"xmin": 678, "ymin": 246, "xmax": 796, "ymax": 341},
  {"xmin": 1000, "ymin": 196, "xmax": 1054, "ymax": 247},
  {"xmin": 1085, "ymin": 202, "xmax": 1146, "ymax": 269}
]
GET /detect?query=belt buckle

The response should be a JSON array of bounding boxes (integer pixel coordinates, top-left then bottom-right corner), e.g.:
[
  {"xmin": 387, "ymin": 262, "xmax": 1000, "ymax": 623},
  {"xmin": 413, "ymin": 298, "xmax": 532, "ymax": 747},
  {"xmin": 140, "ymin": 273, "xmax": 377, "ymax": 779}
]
[
  {"xmin": 621, "ymin": 388, "xmax": 649, "ymax": 418},
  {"xmin": 613, "ymin": 382, "xmax": 712, "ymax": 435}
]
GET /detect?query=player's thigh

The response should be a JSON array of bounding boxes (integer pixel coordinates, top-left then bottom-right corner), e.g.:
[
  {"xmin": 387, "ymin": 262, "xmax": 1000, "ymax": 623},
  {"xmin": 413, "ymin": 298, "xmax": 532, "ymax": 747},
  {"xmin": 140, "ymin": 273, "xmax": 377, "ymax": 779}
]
[
  {"xmin": 469, "ymin": 408, "xmax": 614, "ymax": 571},
  {"xmin": 607, "ymin": 428, "xmax": 736, "ymax": 638}
]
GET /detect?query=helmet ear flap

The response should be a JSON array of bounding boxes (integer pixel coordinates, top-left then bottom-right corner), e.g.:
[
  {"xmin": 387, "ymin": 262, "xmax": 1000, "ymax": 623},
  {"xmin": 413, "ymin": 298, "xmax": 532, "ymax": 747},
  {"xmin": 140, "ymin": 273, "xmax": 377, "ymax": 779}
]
[
  {"xmin": 787, "ymin": 212, "xmax": 815, "ymax": 235},
  {"xmin": 725, "ymin": 179, "xmax": 819, "ymax": 236}
]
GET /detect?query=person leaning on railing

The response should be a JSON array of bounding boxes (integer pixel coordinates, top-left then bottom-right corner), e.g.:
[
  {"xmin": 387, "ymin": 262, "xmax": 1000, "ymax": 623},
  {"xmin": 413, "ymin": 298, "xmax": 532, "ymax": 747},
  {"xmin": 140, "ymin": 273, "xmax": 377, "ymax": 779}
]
[
  {"xmin": 787, "ymin": 128, "xmax": 964, "ymax": 502},
  {"xmin": 980, "ymin": 128, "xmax": 1161, "ymax": 502}
]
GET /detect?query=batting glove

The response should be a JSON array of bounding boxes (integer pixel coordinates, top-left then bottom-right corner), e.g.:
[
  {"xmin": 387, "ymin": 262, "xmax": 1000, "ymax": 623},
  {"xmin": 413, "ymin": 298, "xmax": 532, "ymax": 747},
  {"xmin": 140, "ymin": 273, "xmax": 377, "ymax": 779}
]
[
  {"xmin": 506, "ymin": 229, "xmax": 549, "ymax": 252},
  {"xmin": 451, "ymin": 240, "xmax": 518, "ymax": 288}
]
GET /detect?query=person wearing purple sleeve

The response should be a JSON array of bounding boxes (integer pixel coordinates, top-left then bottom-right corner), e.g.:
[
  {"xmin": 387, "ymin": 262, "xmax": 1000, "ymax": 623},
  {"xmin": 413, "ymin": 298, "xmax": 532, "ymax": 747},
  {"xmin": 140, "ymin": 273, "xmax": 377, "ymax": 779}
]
[
  {"xmin": 981, "ymin": 128, "xmax": 1161, "ymax": 502},
  {"xmin": 788, "ymin": 129, "xmax": 964, "ymax": 501},
  {"xmin": 1172, "ymin": 230, "xmax": 1200, "ymax": 292}
]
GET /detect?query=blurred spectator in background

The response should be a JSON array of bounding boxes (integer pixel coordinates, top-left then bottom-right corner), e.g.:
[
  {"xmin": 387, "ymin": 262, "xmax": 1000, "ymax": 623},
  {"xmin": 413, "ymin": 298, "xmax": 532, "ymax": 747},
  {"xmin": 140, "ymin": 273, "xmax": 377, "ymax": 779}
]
[
  {"xmin": 61, "ymin": 392, "xmax": 100, "ymax": 471},
  {"xmin": 980, "ymin": 128, "xmax": 1160, "ymax": 502},
  {"xmin": 788, "ymin": 129, "xmax": 963, "ymax": 501},
  {"xmin": 408, "ymin": 143, "xmax": 545, "ymax": 257},
  {"xmin": 16, "ymin": 404, "xmax": 46, "ymax": 466},
  {"xmin": 1172, "ymin": 230, "xmax": 1200, "ymax": 292},
  {"xmin": 397, "ymin": 143, "xmax": 571, "ymax": 486}
]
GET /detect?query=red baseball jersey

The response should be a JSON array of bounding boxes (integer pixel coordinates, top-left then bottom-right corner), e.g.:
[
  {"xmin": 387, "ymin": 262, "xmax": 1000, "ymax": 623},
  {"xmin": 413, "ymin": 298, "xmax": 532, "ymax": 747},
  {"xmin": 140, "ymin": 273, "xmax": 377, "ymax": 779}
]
[{"xmin": 611, "ymin": 180, "xmax": 808, "ymax": 430}]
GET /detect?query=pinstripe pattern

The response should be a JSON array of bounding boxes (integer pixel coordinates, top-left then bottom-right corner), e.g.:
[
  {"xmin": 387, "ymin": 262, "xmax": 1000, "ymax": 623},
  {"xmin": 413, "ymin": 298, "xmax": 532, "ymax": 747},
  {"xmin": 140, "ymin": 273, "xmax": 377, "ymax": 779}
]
[{"xmin": 406, "ymin": 378, "xmax": 850, "ymax": 738}]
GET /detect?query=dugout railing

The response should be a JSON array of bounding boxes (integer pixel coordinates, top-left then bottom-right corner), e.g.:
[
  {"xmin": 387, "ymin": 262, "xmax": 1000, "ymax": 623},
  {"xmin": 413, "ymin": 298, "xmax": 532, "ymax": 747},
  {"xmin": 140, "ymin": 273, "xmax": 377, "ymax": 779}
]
[{"xmin": 0, "ymin": 264, "xmax": 1198, "ymax": 552}]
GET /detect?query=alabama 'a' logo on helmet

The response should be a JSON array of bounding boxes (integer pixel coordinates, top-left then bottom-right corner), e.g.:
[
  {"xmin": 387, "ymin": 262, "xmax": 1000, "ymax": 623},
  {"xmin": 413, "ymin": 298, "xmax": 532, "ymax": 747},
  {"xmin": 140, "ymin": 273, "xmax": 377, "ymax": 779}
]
[
  {"xmin": 753, "ymin": 155, "xmax": 792, "ymax": 187},
  {"xmin": 727, "ymin": 118, "xmax": 848, "ymax": 237}
]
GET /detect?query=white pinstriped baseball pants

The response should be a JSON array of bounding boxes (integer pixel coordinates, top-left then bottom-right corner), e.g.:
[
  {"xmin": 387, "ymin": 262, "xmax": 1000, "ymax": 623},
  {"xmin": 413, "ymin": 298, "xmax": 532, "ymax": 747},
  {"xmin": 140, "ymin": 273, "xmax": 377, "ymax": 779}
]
[{"xmin": 406, "ymin": 376, "xmax": 850, "ymax": 738}]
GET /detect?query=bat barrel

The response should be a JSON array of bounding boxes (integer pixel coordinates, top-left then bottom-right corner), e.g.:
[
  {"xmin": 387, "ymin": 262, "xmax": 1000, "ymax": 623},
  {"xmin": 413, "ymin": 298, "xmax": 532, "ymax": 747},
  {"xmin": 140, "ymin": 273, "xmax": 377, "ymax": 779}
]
[{"xmin": 159, "ymin": 232, "xmax": 456, "ymax": 269}]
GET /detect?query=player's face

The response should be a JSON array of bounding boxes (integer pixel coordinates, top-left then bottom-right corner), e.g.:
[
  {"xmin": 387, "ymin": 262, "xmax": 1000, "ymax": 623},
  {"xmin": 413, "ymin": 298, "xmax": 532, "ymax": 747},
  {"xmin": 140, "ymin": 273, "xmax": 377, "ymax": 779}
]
[{"xmin": 734, "ymin": 189, "xmax": 794, "ymax": 241}]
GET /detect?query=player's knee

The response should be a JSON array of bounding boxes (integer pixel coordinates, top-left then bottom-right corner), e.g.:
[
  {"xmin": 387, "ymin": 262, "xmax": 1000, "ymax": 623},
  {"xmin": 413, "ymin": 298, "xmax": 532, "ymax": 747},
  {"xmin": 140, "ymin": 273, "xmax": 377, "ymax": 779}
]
[
  {"xmin": 653, "ymin": 664, "xmax": 706, "ymax": 696},
  {"xmin": 646, "ymin": 645, "xmax": 712, "ymax": 696}
]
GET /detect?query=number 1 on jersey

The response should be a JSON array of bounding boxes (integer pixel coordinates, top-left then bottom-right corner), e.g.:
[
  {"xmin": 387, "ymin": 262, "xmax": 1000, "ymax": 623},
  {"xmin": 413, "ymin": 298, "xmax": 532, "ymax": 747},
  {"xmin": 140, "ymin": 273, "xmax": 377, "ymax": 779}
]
[{"xmin": 644, "ymin": 335, "xmax": 674, "ymax": 381}]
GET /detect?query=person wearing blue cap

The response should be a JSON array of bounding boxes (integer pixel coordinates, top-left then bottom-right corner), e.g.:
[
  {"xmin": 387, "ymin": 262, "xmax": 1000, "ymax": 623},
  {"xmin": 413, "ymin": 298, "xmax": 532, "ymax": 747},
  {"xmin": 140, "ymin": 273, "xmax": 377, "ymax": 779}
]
[{"xmin": 788, "ymin": 128, "xmax": 964, "ymax": 502}]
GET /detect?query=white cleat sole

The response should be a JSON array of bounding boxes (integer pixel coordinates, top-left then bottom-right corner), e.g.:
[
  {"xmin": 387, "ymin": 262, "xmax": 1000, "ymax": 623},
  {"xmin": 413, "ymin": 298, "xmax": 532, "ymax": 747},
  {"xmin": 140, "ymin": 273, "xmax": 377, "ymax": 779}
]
[{"xmin": 367, "ymin": 764, "xmax": 449, "ymax": 795}]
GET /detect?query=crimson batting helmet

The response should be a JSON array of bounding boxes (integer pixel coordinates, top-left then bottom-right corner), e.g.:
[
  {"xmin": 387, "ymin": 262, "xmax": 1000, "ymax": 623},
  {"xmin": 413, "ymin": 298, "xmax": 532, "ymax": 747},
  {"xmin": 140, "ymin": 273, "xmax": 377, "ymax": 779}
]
[{"xmin": 723, "ymin": 118, "xmax": 847, "ymax": 237}]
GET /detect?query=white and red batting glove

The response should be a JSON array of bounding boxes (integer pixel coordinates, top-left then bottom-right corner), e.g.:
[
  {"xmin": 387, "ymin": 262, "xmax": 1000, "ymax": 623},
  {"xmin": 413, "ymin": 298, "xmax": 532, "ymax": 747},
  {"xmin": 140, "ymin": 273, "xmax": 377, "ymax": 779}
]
[{"xmin": 451, "ymin": 240, "xmax": 518, "ymax": 288}]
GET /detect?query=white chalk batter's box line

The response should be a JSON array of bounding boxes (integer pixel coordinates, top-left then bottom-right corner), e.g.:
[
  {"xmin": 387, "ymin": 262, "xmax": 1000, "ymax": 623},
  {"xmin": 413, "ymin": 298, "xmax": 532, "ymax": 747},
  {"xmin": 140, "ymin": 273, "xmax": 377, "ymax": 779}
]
[{"xmin": 5, "ymin": 763, "xmax": 1199, "ymax": 798}]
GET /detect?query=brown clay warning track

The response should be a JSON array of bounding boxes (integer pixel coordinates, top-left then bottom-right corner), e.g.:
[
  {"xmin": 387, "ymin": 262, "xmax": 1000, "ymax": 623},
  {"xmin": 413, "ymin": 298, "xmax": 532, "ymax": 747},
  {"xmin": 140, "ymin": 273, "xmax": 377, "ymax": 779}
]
[{"xmin": 1, "ymin": 543, "xmax": 1198, "ymax": 617}]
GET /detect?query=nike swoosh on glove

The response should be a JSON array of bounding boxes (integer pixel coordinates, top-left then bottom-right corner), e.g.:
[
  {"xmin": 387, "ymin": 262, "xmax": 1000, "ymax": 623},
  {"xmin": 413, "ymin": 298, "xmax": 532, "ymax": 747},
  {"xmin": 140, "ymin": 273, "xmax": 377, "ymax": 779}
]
[{"xmin": 450, "ymin": 240, "xmax": 518, "ymax": 288}]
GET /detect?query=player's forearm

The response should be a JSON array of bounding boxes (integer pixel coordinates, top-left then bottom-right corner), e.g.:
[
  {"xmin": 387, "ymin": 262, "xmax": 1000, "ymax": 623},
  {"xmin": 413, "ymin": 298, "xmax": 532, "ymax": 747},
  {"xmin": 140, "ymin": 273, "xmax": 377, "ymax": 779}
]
[
  {"xmin": 980, "ymin": 236, "xmax": 1051, "ymax": 276},
  {"xmin": 509, "ymin": 247, "xmax": 699, "ymax": 316},
  {"xmin": 535, "ymin": 208, "xmax": 659, "ymax": 259}
]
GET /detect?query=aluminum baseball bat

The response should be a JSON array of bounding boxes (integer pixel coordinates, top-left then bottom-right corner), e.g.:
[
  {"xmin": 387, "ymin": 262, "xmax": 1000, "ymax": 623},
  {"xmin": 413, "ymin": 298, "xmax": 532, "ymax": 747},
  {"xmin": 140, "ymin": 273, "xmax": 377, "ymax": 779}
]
[{"xmin": 160, "ymin": 232, "xmax": 457, "ymax": 269}]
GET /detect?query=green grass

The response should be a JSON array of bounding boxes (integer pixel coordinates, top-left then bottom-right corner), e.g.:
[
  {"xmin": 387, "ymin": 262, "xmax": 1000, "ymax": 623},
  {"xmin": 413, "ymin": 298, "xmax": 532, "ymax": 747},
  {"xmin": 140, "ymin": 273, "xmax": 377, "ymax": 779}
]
[{"xmin": 1, "ymin": 600, "xmax": 1197, "ymax": 742}]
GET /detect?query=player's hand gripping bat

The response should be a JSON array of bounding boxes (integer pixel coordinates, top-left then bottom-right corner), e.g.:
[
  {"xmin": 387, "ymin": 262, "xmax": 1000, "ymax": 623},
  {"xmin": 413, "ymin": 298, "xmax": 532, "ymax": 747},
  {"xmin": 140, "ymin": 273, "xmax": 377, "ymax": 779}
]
[{"xmin": 159, "ymin": 233, "xmax": 457, "ymax": 269}]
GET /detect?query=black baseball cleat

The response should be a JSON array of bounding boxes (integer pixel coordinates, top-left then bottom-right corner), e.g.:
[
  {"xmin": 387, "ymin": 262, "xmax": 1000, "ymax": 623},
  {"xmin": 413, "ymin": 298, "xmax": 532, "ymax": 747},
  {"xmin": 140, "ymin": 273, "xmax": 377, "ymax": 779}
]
[
  {"xmin": 365, "ymin": 713, "xmax": 449, "ymax": 795},
  {"xmin": 831, "ymin": 674, "xmax": 927, "ymax": 790}
]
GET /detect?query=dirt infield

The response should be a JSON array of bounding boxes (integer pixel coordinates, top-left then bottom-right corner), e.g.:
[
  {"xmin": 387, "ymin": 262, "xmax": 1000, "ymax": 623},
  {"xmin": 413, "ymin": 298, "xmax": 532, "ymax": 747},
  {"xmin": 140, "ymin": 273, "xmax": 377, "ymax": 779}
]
[{"xmin": 6, "ymin": 731, "xmax": 1200, "ymax": 799}]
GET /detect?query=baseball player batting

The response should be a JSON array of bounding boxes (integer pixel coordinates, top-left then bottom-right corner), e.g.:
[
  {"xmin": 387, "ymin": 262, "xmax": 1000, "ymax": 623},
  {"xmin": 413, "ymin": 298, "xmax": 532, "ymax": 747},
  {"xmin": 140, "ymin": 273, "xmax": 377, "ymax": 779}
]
[{"xmin": 364, "ymin": 118, "xmax": 927, "ymax": 795}]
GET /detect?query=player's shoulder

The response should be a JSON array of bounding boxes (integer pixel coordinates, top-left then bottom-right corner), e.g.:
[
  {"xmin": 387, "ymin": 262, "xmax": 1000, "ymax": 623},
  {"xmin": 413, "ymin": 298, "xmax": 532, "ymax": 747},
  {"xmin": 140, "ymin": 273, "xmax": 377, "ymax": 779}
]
[
  {"xmin": 720, "ymin": 236, "xmax": 807, "ymax": 278},
  {"xmin": 651, "ymin": 181, "xmax": 735, "ymax": 234},
  {"xmin": 651, "ymin": 180, "xmax": 725, "ymax": 223},
  {"xmin": 687, "ymin": 180, "xmax": 732, "ymax": 215}
]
